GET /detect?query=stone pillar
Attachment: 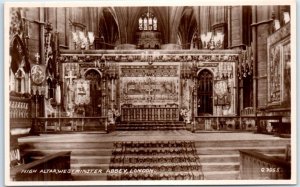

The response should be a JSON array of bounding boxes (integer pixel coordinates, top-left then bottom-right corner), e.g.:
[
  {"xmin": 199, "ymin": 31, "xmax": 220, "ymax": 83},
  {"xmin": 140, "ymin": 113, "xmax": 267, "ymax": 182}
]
[
  {"xmin": 39, "ymin": 7, "xmax": 45, "ymax": 65},
  {"xmin": 229, "ymin": 6, "xmax": 243, "ymax": 49},
  {"xmin": 10, "ymin": 70, "xmax": 16, "ymax": 92},
  {"xmin": 111, "ymin": 79, "xmax": 114, "ymax": 108},
  {"xmin": 252, "ymin": 6, "xmax": 258, "ymax": 113},
  {"xmin": 20, "ymin": 78, "xmax": 25, "ymax": 94},
  {"xmin": 254, "ymin": 6, "xmax": 273, "ymax": 108}
]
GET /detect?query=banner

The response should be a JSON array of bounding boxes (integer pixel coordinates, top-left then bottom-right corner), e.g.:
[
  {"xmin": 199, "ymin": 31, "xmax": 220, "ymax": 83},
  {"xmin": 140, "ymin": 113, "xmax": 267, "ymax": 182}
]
[{"xmin": 74, "ymin": 79, "xmax": 90, "ymax": 105}]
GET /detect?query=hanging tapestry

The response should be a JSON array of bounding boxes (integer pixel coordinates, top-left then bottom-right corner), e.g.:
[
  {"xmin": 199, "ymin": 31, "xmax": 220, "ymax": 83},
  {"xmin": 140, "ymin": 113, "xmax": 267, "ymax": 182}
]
[
  {"xmin": 267, "ymin": 22, "xmax": 290, "ymax": 106},
  {"xmin": 74, "ymin": 79, "xmax": 90, "ymax": 105}
]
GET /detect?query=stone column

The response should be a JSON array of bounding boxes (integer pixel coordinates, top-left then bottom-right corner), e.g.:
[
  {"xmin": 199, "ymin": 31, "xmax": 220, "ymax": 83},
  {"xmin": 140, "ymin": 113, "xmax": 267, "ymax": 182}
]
[{"xmin": 253, "ymin": 6, "xmax": 273, "ymax": 108}]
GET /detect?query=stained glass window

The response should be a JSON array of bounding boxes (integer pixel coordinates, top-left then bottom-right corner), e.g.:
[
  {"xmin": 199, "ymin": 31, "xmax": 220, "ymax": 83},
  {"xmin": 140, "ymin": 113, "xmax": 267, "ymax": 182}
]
[
  {"xmin": 143, "ymin": 17, "xmax": 148, "ymax": 30},
  {"xmin": 153, "ymin": 17, "xmax": 157, "ymax": 30},
  {"xmin": 139, "ymin": 18, "xmax": 143, "ymax": 30},
  {"xmin": 138, "ymin": 12, "xmax": 157, "ymax": 31}
]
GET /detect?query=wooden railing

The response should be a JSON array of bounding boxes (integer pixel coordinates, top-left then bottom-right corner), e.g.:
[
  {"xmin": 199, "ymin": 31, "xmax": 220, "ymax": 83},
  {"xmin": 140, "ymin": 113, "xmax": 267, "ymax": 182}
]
[
  {"xmin": 35, "ymin": 117, "xmax": 107, "ymax": 133},
  {"xmin": 10, "ymin": 151, "xmax": 71, "ymax": 181},
  {"xmin": 240, "ymin": 107, "xmax": 255, "ymax": 116},
  {"xmin": 239, "ymin": 150, "xmax": 291, "ymax": 180}
]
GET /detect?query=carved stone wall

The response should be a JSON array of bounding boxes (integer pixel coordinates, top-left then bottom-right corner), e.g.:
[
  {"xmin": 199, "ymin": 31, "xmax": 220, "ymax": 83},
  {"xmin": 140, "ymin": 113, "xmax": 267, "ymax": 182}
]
[{"xmin": 59, "ymin": 50, "xmax": 240, "ymax": 121}]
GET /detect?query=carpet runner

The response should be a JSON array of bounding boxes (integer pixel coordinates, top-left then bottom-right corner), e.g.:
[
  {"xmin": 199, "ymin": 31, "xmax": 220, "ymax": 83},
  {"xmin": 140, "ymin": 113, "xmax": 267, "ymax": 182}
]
[{"xmin": 107, "ymin": 141, "xmax": 204, "ymax": 180}]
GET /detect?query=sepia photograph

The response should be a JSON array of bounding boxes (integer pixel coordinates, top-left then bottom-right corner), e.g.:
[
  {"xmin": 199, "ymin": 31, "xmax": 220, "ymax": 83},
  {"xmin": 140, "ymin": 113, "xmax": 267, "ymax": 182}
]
[{"xmin": 4, "ymin": 0, "xmax": 296, "ymax": 185}]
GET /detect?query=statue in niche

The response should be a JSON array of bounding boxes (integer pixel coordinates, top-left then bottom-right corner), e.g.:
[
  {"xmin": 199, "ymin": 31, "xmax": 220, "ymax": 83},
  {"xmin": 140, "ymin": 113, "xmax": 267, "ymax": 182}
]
[
  {"xmin": 67, "ymin": 81, "xmax": 75, "ymax": 104},
  {"xmin": 64, "ymin": 81, "xmax": 75, "ymax": 116}
]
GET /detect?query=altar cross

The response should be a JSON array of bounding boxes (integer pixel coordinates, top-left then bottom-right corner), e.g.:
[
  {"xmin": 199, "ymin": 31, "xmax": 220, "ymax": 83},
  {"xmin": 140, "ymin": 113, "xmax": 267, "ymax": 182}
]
[{"xmin": 65, "ymin": 70, "xmax": 77, "ymax": 85}]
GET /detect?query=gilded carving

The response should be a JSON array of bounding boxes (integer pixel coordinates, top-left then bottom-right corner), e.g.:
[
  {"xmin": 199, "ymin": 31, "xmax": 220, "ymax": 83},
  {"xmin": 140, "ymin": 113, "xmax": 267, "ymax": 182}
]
[{"xmin": 120, "ymin": 64, "xmax": 179, "ymax": 106}]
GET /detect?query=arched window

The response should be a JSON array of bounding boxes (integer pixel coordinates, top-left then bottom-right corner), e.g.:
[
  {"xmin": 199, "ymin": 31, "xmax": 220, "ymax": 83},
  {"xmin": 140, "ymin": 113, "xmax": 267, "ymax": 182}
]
[
  {"xmin": 148, "ymin": 17, "xmax": 153, "ymax": 30},
  {"xmin": 153, "ymin": 17, "xmax": 157, "ymax": 30},
  {"xmin": 138, "ymin": 12, "xmax": 158, "ymax": 31},
  {"xmin": 139, "ymin": 18, "xmax": 143, "ymax": 30},
  {"xmin": 143, "ymin": 17, "xmax": 148, "ymax": 30},
  {"xmin": 10, "ymin": 35, "xmax": 31, "ymax": 94}
]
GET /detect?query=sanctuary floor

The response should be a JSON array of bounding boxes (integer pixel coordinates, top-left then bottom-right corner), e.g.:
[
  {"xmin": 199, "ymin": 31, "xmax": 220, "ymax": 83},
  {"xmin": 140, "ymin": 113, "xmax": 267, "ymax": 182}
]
[{"xmin": 18, "ymin": 130, "xmax": 288, "ymax": 143}]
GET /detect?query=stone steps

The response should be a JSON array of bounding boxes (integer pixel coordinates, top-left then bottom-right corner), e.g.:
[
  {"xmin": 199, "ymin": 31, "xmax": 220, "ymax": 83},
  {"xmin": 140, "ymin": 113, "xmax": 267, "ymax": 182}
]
[
  {"xmin": 201, "ymin": 162, "xmax": 240, "ymax": 172},
  {"xmin": 72, "ymin": 162, "xmax": 204, "ymax": 170},
  {"xmin": 20, "ymin": 139, "xmax": 290, "ymax": 149},
  {"xmin": 194, "ymin": 139, "xmax": 290, "ymax": 147},
  {"xmin": 72, "ymin": 163, "xmax": 110, "ymax": 170},
  {"xmin": 72, "ymin": 171, "xmax": 204, "ymax": 181},
  {"xmin": 20, "ymin": 142, "xmax": 114, "ymax": 149},
  {"xmin": 196, "ymin": 146, "xmax": 286, "ymax": 155},
  {"xmin": 19, "ymin": 133, "xmax": 290, "ymax": 180},
  {"xmin": 116, "ymin": 127, "xmax": 186, "ymax": 131},
  {"xmin": 72, "ymin": 173, "xmax": 107, "ymax": 180},
  {"xmin": 106, "ymin": 141, "xmax": 204, "ymax": 180},
  {"xmin": 23, "ymin": 148, "xmax": 113, "ymax": 156},
  {"xmin": 199, "ymin": 154, "xmax": 239, "ymax": 162},
  {"xmin": 23, "ymin": 146, "xmax": 286, "ymax": 157},
  {"xmin": 116, "ymin": 122, "xmax": 186, "ymax": 131},
  {"xmin": 203, "ymin": 171, "xmax": 240, "ymax": 180},
  {"xmin": 31, "ymin": 155, "xmax": 111, "ymax": 165}
]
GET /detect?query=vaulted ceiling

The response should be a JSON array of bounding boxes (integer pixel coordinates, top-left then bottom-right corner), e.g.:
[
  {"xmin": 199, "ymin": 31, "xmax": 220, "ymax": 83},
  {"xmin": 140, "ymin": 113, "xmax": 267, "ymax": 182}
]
[{"xmin": 98, "ymin": 7, "xmax": 201, "ymax": 46}]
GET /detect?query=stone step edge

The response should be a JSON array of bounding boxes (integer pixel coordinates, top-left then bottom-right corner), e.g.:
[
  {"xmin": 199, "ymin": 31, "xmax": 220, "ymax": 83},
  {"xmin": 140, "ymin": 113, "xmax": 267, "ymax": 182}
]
[
  {"xmin": 71, "ymin": 162, "xmax": 239, "ymax": 168},
  {"xmin": 203, "ymin": 170, "xmax": 240, "ymax": 175},
  {"xmin": 72, "ymin": 171, "xmax": 204, "ymax": 176}
]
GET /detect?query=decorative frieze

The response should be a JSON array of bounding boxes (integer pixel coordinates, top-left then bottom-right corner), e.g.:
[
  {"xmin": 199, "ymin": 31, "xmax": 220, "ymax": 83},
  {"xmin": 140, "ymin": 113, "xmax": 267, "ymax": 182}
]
[
  {"xmin": 121, "ymin": 65, "xmax": 178, "ymax": 77},
  {"xmin": 59, "ymin": 50, "xmax": 240, "ymax": 64}
]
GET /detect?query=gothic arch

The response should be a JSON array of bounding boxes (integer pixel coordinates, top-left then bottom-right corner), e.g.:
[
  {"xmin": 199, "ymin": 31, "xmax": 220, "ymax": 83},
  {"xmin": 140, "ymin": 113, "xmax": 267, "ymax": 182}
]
[
  {"xmin": 197, "ymin": 69, "xmax": 214, "ymax": 115},
  {"xmin": 84, "ymin": 68, "xmax": 102, "ymax": 117},
  {"xmin": 99, "ymin": 7, "xmax": 120, "ymax": 48},
  {"xmin": 177, "ymin": 7, "xmax": 198, "ymax": 49},
  {"xmin": 83, "ymin": 68, "xmax": 102, "ymax": 78},
  {"xmin": 197, "ymin": 68, "xmax": 214, "ymax": 77},
  {"xmin": 10, "ymin": 34, "xmax": 30, "ymax": 74}
]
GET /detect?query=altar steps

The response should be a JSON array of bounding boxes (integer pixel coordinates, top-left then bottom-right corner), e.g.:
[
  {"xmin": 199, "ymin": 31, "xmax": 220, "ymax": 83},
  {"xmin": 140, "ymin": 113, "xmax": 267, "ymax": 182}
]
[
  {"xmin": 116, "ymin": 122, "xmax": 186, "ymax": 131},
  {"xmin": 83, "ymin": 121, "xmax": 106, "ymax": 131},
  {"xmin": 196, "ymin": 139, "xmax": 288, "ymax": 180},
  {"xmin": 18, "ymin": 133, "xmax": 290, "ymax": 180}
]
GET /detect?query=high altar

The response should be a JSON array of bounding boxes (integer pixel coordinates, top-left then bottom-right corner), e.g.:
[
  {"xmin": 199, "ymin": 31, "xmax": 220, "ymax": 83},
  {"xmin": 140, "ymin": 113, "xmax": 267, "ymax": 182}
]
[{"xmin": 47, "ymin": 48, "xmax": 246, "ymax": 131}]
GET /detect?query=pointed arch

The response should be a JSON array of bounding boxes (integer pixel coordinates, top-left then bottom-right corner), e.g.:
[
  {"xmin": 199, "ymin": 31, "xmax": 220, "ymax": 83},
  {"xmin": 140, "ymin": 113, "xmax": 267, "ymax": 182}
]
[
  {"xmin": 177, "ymin": 7, "xmax": 198, "ymax": 49},
  {"xmin": 98, "ymin": 7, "xmax": 120, "ymax": 48},
  {"xmin": 197, "ymin": 69, "xmax": 214, "ymax": 115},
  {"xmin": 10, "ymin": 34, "xmax": 30, "ymax": 74}
]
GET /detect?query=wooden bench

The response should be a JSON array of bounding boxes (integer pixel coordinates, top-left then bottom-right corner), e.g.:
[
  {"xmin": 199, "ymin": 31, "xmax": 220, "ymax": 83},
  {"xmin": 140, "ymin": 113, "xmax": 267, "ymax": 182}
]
[{"xmin": 10, "ymin": 151, "xmax": 71, "ymax": 181}]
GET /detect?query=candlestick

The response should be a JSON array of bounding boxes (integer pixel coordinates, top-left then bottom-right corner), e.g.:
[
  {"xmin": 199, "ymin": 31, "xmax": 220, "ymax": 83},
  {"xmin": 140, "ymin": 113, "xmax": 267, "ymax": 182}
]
[{"xmin": 28, "ymin": 74, "xmax": 31, "ymax": 93}]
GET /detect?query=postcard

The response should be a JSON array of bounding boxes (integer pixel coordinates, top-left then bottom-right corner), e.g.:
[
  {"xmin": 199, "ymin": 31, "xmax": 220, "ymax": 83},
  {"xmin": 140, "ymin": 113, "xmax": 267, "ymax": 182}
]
[{"xmin": 4, "ymin": 0, "xmax": 296, "ymax": 185}]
